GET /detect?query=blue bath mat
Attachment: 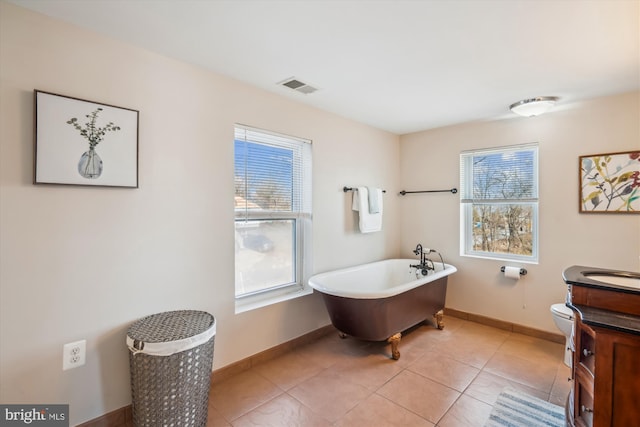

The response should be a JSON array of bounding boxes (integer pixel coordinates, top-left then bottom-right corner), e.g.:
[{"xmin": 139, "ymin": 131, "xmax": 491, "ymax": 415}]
[{"xmin": 485, "ymin": 388, "xmax": 564, "ymax": 427}]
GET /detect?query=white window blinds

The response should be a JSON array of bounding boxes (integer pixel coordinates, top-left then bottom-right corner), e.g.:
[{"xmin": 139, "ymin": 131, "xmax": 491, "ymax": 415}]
[
  {"xmin": 460, "ymin": 143, "xmax": 538, "ymax": 204},
  {"xmin": 234, "ymin": 125, "xmax": 312, "ymax": 219}
]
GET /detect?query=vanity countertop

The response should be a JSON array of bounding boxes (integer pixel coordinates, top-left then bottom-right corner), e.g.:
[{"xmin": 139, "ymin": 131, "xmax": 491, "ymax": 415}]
[
  {"xmin": 563, "ymin": 265, "xmax": 640, "ymax": 336},
  {"xmin": 562, "ymin": 265, "xmax": 640, "ymax": 295}
]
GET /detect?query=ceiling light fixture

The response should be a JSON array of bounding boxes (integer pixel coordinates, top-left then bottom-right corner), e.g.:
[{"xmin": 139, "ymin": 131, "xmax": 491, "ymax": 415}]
[{"xmin": 509, "ymin": 96, "xmax": 559, "ymax": 117}]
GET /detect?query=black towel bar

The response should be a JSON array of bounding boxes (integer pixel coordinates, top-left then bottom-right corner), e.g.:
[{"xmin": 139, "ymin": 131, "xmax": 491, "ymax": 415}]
[
  {"xmin": 343, "ymin": 186, "xmax": 386, "ymax": 193},
  {"xmin": 399, "ymin": 188, "xmax": 457, "ymax": 195}
]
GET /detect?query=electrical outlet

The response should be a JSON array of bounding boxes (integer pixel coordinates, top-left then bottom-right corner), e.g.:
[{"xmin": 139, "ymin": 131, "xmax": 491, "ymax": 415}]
[{"xmin": 62, "ymin": 340, "xmax": 86, "ymax": 370}]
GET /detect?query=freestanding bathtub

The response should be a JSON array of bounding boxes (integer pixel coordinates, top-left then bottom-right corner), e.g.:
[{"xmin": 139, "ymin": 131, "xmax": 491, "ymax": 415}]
[{"xmin": 308, "ymin": 258, "xmax": 457, "ymax": 359}]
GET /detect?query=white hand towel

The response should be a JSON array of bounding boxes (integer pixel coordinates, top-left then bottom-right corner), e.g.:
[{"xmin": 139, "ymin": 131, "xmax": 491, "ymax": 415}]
[
  {"xmin": 352, "ymin": 187, "xmax": 383, "ymax": 233},
  {"xmin": 352, "ymin": 188, "xmax": 361, "ymax": 212},
  {"xmin": 367, "ymin": 186, "xmax": 380, "ymax": 214}
]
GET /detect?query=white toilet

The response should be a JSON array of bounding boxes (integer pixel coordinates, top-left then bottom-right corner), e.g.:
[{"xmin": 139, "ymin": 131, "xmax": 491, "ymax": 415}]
[{"xmin": 550, "ymin": 303, "xmax": 574, "ymax": 367}]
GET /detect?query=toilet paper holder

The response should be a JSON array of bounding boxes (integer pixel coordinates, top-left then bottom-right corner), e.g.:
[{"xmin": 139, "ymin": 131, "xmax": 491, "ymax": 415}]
[{"xmin": 501, "ymin": 266, "xmax": 527, "ymax": 276}]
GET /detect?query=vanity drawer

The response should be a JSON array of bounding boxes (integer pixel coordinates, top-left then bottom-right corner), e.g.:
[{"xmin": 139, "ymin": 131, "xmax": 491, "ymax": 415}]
[
  {"xmin": 574, "ymin": 374, "xmax": 594, "ymax": 427},
  {"xmin": 578, "ymin": 327, "xmax": 596, "ymax": 376},
  {"xmin": 574, "ymin": 320, "xmax": 596, "ymax": 377},
  {"xmin": 569, "ymin": 284, "xmax": 640, "ymax": 317}
]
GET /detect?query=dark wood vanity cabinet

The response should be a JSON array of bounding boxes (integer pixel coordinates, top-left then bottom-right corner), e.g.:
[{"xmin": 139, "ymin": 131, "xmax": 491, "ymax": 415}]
[
  {"xmin": 572, "ymin": 317, "xmax": 640, "ymax": 427},
  {"xmin": 564, "ymin": 267, "xmax": 640, "ymax": 427}
]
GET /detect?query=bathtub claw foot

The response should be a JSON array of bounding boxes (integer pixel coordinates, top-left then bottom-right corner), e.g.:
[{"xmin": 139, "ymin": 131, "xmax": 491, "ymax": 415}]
[
  {"xmin": 338, "ymin": 331, "xmax": 348, "ymax": 339},
  {"xmin": 388, "ymin": 333, "xmax": 402, "ymax": 360},
  {"xmin": 434, "ymin": 310, "xmax": 445, "ymax": 330}
]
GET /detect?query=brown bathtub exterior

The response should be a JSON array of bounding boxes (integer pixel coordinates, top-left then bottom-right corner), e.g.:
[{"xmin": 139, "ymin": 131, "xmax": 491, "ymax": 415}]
[{"xmin": 318, "ymin": 275, "xmax": 448, "ymax": 342}]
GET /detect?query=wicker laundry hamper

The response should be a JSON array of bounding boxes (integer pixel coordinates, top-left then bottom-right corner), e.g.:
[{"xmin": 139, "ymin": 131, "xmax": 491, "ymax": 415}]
[{"xmin": 127, "ymin": 310, "xmax": 216, "ymax": 427}]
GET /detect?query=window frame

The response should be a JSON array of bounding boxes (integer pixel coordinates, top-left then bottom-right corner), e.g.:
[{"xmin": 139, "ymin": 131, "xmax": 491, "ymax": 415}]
[
  {"xmin": 234, "ymin": 124, "xmax": 313, "ymax": 313},
  {"xmin": 459, "ymin": 143, "xmax": 539, "ymax": 264}
]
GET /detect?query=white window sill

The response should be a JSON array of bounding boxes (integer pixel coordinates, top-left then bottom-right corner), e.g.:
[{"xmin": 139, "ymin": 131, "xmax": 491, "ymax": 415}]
[
  {"xmin": 461, "ymin": 252, "xmax": 539, "ymax": 265},
  {"xmin": 234, "ymin": 285, "xmax": 314, "ymax": 314}
]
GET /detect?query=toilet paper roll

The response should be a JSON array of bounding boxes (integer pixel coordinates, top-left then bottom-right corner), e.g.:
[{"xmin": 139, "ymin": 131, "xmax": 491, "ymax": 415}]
[{"xmin": 504, "ymin": 266, "xmax": 521, "ymax": 280}]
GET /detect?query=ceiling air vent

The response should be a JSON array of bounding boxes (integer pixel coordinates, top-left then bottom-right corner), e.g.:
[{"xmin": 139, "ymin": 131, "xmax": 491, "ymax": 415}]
[{"xmin": 279, "ymin": 77, "xmax": 318, "ymax": 94}]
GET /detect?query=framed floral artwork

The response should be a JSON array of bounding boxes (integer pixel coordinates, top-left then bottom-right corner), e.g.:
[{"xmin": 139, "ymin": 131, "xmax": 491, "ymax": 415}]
[
  {"xmin": 34, "ymin": 90, "xmax": 139, "ymax": 187},
  {"xmin": 579, "ymin": 150, "xmax": 640, "ymax": 213}
]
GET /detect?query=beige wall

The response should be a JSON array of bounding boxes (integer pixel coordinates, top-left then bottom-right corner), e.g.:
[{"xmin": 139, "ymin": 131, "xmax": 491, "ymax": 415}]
[
  {"xmin": 399, "ymin": 91, "xmax": 640, "ymax": 332},
  {"xmin": 0, "ymin": 3, "xmax": 400, "ymax": 424}
]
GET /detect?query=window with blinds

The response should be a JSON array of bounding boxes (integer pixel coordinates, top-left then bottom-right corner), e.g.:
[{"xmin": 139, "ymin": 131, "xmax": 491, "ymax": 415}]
[
  {"xmin": 234, "ymin": 125, "xmax": 312, "ymax": 303},
  {"xmin": 460, "ymin": 143, "xmax": 538, "ymax": 262}
]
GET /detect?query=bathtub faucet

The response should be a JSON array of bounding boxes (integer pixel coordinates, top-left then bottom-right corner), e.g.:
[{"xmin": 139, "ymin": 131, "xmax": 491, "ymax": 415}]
[
  {"xmin": 411, "ymin": 243, "xmax": 435, "ymax": 275},
  {"xmin": 411, "ymin": 244, "xmax": 447, "ymax": 274},
  {"xmin": 413, "ymin": 244, "xmax": 423, "ymax": 258}
]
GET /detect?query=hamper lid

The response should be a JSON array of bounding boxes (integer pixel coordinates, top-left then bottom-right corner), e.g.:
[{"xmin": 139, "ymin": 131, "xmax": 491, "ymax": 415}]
[{"xmin": 126, "ymin": 310, "xmax": 215, "ymax": 356}]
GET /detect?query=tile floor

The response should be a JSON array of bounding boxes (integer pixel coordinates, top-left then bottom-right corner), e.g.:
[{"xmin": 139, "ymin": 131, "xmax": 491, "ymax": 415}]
[{"xmin": 206, "ymin": 317, "xmax": 572, "ymax": 426}]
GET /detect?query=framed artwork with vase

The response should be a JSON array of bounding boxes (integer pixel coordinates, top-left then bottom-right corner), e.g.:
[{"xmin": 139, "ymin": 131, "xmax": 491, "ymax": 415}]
[
  {"xmin": 579, "ymin": 150, "xmax": 640, "ymax": 213},
  {"xmin": 34, "ymin": 90, "xmax": 139, "ymax": 188}
]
